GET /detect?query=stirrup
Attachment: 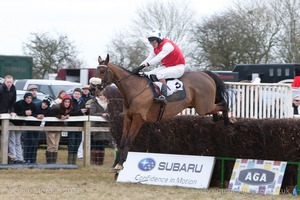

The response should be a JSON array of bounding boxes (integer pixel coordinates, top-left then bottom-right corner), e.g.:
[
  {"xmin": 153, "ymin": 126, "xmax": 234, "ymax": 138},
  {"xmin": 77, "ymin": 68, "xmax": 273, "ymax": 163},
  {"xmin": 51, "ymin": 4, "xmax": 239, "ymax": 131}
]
[{"xmin": 154, "ymin": 95, "xmax": 167, "ymax": 104}]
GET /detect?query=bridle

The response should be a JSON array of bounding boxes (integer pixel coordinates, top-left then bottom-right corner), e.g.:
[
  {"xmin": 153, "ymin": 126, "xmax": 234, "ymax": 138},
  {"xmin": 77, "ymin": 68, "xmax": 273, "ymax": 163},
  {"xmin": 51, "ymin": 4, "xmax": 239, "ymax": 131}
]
[
  {"xmin": 97, "ymin": 64, "xmax": 133, "ymax": 87},
  {"xmin": 97, "ymin": 64, "xmax": 150, "ymax": 106}
]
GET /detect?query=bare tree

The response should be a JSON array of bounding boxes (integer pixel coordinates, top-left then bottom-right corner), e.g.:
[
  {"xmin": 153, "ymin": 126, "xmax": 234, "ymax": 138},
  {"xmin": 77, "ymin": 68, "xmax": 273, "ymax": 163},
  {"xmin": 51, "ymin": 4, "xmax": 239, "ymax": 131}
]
[
  {"xmin": 106, "ymin": 0, "xmax": 196, "ymax": 69},
  {"xmin": 23, "ymin": 32, "xmax": 82, "ymax": 78},
  {"xmin": 132, "ymin": 0, "xmax": 196, "ymax": 50},
  {"xmin": 106, "ymin": 31, "xmax": 147, "ymax": 70},
  {"xmin": 190, "ymin": 0, "xmax": 280, "ymax": 70},
  {"xmin": 271, "ymin": 0, "xmax": 300, "ymax": 63}
]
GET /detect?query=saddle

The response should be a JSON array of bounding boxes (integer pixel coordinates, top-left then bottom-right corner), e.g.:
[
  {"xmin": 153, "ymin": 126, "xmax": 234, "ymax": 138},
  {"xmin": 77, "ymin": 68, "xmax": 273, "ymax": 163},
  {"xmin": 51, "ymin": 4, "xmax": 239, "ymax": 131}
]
[{"xmin": 147, "ymin": 74, "xmax": 186, "ymax": 102}]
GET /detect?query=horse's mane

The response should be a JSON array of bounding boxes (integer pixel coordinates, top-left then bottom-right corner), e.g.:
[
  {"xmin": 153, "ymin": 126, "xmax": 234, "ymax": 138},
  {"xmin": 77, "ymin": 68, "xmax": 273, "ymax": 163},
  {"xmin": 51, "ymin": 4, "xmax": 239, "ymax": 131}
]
[{"xmin": 109, "ymin": 62, "xmax": 135, "ymax": 74}]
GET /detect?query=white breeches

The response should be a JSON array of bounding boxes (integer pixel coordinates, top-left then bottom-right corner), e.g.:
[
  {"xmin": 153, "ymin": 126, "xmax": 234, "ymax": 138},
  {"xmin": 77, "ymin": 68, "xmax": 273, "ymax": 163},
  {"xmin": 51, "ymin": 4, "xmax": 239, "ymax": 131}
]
[{"xmin": 145, "ymin": 64, "xmax": 185, "ymax": 80}]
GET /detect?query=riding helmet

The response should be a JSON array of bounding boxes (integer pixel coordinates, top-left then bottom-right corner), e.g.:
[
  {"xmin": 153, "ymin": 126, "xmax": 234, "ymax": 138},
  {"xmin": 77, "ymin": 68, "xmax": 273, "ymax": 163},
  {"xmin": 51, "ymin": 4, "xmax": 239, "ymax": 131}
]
[{"xmin": 147, "ymin": 29, "xmax": 163, "ymax": 44}]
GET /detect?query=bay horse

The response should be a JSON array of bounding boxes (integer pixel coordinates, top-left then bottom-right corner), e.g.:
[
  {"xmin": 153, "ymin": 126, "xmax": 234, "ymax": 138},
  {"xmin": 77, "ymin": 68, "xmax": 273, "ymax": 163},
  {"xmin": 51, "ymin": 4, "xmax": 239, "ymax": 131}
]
[{"xmin": 95, "ymin": 54, "xmax": 231, "ymax": 171}]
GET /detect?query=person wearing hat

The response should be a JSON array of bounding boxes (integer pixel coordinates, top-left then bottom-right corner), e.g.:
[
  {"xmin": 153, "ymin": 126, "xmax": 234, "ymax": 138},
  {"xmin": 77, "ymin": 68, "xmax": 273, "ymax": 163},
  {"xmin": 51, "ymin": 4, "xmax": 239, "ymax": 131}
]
[
  {"xmin": 66, "ymin": 88, "xmax": 88, "ymax": 164},
  {"xmin": 12, "ymin": 92, "xmax": 37, "ymax": 164},
  {"xmin": 293, "ymin": 95, "xmax": 300, "ymax": 114},
  {"xmin": 25, "ymin": 97, "xmax": 52, "ymax": 164},
  {"xmin": 27, "ymin": 84, "xmax": 42, "ymax": 104},
  {"xmin": 81, "ymin": 85, "xmax": 93, "ymax": 105},
  {"xmin": 88, "ymin": 77, "xmax": 102, "ymax": 96},
  {"xmin": 77, "ymin": 85, "xmax": 93, "ymax": 160},
  {"xmin": 34, "ymin": 98, "xmax": 51, "ymax": 121},
  {"xmin": 45, "ymin": 94, "xmax": 73, "ymax": 164}
]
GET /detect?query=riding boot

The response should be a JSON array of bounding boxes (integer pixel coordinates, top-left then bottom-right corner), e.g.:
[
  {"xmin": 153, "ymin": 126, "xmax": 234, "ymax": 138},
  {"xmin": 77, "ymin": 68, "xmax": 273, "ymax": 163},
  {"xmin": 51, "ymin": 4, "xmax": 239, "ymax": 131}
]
[
  {"xmin": 46, "ymin": 151, "xmax": 52, "ymax": 164},
  {"xmin": 91, "ymin": 150, "xmax": 97, "ymax": 165},
  {"xmin": 98, "ymin": 150, "xmax": 105, "ymax": 165},
  {"xmin": 154, "ymin": 84, "xmax": 167, "ymax": 104},
  {"xmin": 68, "ymin": 153, "xmax": 77, "ymax": 164},
  {"xmin": 52, "ymin": 152, "xmax": 58, "ymax": 164},
  {"xmin": 93, "ymin": 150, "xmax": 105, "ymax": 165}
]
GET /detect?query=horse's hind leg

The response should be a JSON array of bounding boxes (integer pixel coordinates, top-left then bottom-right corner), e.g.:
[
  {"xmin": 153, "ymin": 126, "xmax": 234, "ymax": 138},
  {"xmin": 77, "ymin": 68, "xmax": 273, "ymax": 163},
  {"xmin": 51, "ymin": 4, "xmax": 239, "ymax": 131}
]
[
  {"xmin": 212, "ymin": 113, "xmax": 220, "ymax": 122},
  {"xmin": 217, "ymin": 100, "xmax": 232, "ymax": 126}
]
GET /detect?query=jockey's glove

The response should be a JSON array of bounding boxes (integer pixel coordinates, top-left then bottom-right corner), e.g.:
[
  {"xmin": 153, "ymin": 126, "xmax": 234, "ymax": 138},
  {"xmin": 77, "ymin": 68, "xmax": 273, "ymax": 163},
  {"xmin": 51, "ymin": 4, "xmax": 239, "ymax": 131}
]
[{"xmin": 132, "ymin": 63, "xmax": 149, "ymax": 74}]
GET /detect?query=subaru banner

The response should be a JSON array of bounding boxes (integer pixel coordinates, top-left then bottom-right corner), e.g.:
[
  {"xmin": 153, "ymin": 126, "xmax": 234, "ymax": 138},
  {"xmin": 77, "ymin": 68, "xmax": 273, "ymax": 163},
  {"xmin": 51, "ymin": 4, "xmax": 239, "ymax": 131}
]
[{"xmin": 117, "ymin": 152, "xmax": 215, "ymax": 189}]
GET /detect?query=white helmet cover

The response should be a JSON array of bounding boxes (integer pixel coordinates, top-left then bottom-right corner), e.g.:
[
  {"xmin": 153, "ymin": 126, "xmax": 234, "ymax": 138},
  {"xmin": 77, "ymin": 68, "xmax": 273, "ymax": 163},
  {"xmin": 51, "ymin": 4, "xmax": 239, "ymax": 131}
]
[
  {"xmin": 148, "ymin": 29, "xmax": 163, "ymax": 40},
  {"xmin": 89, "ymin": 77, "xmax": 102, "ymax": 85}
]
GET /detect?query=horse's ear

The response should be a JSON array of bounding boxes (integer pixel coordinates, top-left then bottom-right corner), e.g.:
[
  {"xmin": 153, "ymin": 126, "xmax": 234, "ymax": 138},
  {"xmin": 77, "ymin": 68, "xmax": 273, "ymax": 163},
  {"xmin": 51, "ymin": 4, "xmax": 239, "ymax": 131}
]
[
  {"xmin": 105, "ymin": 54, "xmax": 110, "ymax": 64},
  {"xmin": 98, "ymin": 56, "xmax": 103, "ymax": 64}
]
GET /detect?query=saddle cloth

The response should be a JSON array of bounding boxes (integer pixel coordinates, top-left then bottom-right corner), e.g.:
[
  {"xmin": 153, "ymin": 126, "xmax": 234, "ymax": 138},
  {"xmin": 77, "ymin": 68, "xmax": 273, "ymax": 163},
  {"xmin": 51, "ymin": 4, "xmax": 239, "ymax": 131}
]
[{"xmin": 153, "ymin": 79, "xmax": 184, "ymax": 96}]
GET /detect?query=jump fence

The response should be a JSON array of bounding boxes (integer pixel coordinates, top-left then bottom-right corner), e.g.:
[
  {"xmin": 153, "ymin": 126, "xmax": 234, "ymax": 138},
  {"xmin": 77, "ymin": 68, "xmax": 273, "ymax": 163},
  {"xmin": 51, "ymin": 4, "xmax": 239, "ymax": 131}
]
[{"xmin": 0, "ymin": 82, "xmax": 299, "ymax": 193}]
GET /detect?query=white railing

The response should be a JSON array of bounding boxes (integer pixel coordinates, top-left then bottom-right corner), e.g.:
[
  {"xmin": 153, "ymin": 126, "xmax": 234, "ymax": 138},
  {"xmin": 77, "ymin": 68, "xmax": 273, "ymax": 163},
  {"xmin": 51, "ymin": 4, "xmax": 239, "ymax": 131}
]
[{"xmin": 179, "ymin": 82, "xmax": 294, "ymax": 119}]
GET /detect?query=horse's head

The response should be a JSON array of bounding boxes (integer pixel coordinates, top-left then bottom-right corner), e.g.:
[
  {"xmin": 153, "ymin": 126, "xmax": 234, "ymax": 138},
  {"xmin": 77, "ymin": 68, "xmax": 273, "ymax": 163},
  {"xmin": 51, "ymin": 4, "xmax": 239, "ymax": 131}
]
[{"xmin": 96, "ymin": 54, "xmax": 113, "ymax": 91}]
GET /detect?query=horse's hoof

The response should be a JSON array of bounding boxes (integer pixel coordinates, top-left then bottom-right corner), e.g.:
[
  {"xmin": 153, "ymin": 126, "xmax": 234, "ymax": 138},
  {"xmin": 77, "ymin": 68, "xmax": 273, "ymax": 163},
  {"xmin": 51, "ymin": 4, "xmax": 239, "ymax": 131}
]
[
  {"xmin": 114, "ymin": 172, "xmax": 119, "ymax": 180},
  {"xmin": 109, "ymin": 168, "xmax": 118, "ymax": 173},
  {"xmin": 230, "ymin": 117, "xmax": 237, "ymax": 124},
  {"xmin": 114, "ymin": 164, "xmax": 123, "ymax": 170}
]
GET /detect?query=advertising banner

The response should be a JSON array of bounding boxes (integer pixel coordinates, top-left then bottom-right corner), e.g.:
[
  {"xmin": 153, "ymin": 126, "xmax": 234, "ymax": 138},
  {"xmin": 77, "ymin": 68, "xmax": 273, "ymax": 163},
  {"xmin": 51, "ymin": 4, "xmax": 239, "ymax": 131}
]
[
  {"xmin": 228, "ymin": 159, "xmax": 287, "ymax": 195},
  {"xmin": 117, "ymin": 152, "xmax": 215, "ymax": 189}
]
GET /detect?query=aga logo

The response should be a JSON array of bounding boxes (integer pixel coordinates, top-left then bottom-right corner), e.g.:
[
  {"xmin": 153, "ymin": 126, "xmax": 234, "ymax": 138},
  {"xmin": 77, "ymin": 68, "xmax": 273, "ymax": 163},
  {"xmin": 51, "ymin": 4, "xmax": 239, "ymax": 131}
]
[
  {"xmin": 138, "ymin": 158, "xmax": 156, "ymax": 171},
  {"xmin": 238, "ymin": 168, "xmax": 275, "ymax": 185}
]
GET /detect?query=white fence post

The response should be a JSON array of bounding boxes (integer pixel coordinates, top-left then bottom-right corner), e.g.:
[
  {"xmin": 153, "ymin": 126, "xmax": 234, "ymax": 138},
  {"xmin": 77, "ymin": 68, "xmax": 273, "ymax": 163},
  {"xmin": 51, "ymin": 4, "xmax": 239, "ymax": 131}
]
[
  {"xmin": 226, "ymin": 82, "xmax": 293, "ymax": 119},
  {"xmin": 179, "ymin": 82, "xmax": 293, "ymax": 119}
]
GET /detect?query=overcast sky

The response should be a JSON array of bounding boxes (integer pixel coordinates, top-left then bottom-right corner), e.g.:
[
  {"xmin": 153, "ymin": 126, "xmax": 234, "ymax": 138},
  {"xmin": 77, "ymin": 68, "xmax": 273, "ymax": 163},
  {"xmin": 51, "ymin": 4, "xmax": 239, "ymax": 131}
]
[{"xmin": 0, "ymin": 0, "xmax": 233, "ymax": 68}]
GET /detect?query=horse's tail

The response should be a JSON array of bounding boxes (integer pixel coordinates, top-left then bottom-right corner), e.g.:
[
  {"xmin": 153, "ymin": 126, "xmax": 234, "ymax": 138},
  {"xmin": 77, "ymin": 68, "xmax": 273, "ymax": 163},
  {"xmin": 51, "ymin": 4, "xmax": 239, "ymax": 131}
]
[
  {"xmin": 203, "ymin": 70, "xmax": 232, "ymax": 126},
  {"xmin": 203, "ymin": 70, "xmax": 228, "ymax": 104}
]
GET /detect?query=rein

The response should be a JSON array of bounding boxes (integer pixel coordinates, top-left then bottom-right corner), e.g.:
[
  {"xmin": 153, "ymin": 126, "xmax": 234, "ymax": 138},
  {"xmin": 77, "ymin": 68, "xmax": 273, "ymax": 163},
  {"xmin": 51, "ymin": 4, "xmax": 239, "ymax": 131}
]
[
  {"xmin": 128, "ymin": 82, "xmax": 151, "ymax": 106},
  {"xmin": 98, "ymin": 64, "xmax": 133, "ymax": 84},
  {"xmin": 99, "ymin": 64, "xmax": 150, "ymax": 107}
]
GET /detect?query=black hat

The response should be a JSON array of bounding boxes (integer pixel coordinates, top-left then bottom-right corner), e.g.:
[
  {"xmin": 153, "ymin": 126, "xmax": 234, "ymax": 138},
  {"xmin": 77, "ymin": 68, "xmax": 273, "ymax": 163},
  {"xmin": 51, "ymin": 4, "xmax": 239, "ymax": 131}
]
[
  {"xmin": 23, "ymin": 92, "xmax": 33, "ymax": 99},
  {"xmin": 42, "ymin": 98, "xmax": 51, "ymax": 106}
]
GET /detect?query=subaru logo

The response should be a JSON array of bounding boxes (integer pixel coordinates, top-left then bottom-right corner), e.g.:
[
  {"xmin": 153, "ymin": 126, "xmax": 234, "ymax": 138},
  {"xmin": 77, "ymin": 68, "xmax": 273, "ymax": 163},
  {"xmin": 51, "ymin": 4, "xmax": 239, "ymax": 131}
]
[{"xmin": 138, "ymin": 158, "xmax": 155, "ymax": 171}]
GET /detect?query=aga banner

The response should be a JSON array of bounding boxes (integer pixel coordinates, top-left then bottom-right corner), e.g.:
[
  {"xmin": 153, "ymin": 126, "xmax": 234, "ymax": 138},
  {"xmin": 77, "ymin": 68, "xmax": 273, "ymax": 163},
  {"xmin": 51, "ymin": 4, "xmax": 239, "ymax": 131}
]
[{"xmin": 228, "ymin": 159, "xmax": 287, "ymax": 195}]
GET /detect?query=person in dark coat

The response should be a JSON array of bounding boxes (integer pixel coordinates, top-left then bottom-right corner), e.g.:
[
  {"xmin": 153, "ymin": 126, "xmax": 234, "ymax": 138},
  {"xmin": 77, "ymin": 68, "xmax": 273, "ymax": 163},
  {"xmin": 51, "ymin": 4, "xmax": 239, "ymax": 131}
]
[
  {"xmin": 35, "ymin": 98, "xmax": 51, "ymax": 120},
  {"xmin": 89, "ymin": 89, "xmax": 111, "ymax": 165},
  {"xmin": 0, "ymin": 75, "xmax": 16, "ymax": 114},
  {"xmin": 45, "ymin": 94, "xmax": 73, "ymax": 164},
  {"xmin": 67, "ymin": 88, "xmax": 88, "ymax": 164},
  {"xmin": 33, "ymin": 98, "xmax": 52, "ymax": 162},
  {"xmin": 77, "ymin": 85, "xmax": 93, "ymax": 160},
  {"xmin": 81, "ymin": 85, "xmax": 93, "ymax": 105},
  {"xmin": 13, "ymin": 92, "xmax": 37, "ymax": 164},
  {"xmin": 292, "ymin": 95, "xmax": 300, "ymax": 114},
  {"xmin": 27, "ymin": 84, "xmax": 42, "ymax": 104},
  {"xmin": 1, "ymin": 75, "xmax": 18, "ymax": 163}
]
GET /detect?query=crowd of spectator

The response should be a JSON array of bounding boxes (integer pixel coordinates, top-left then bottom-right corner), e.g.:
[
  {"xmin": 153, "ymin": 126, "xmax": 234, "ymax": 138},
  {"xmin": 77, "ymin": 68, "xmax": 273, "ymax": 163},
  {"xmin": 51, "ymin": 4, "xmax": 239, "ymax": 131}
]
[{"xmin": 0, "ymin": 74, "xmax": 112, "ymax": 166}]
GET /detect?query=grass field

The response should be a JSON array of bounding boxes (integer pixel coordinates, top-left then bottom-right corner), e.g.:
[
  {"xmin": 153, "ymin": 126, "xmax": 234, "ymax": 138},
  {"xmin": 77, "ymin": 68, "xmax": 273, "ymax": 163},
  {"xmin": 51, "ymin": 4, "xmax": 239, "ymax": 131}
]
[{"xmin": 0, "ymin": 148, "xmax": 296, "ymax": 200}]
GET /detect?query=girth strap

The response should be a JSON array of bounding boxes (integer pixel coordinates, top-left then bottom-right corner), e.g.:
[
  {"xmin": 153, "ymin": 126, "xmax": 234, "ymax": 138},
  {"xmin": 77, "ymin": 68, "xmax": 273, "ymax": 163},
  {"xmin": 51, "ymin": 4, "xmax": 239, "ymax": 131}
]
[{"xmin": 156, "ymin": 103, "xmax": 166, "ymax": 122}]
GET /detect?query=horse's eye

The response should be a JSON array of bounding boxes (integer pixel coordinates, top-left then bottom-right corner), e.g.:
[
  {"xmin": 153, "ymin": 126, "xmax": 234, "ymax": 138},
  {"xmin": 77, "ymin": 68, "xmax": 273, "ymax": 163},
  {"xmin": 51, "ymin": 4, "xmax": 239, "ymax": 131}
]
[{"xmin": 99, "ymin": 69, "xmax": 106, "ymax": 73}]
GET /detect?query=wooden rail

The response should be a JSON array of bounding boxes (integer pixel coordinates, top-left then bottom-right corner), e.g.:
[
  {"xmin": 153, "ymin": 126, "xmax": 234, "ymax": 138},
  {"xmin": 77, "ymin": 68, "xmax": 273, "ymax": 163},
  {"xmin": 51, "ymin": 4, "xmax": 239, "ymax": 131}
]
[{"xmin": 0, "ymin": 114, "xmax": 109, "ymax": 166}]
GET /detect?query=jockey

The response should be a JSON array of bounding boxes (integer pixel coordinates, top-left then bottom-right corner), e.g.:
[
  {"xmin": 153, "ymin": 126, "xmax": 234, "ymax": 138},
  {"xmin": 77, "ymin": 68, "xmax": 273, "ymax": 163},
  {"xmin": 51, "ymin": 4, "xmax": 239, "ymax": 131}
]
[{"xmin": 132, "ymin": 29, "xmax": 185, "ymax": 103}]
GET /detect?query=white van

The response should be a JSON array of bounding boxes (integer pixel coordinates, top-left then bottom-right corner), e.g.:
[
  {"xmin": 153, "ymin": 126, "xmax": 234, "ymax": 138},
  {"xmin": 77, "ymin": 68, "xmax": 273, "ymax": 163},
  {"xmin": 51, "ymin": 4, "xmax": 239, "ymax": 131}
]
[{"xmin": 14, "ymin": 79, "xmax": 82, "ymax": 98}]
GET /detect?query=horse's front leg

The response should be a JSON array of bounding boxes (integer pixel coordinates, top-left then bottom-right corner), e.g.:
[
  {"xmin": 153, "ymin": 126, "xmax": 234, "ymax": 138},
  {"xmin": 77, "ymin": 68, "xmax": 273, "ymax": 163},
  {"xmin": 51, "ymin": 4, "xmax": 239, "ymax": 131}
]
[{"xmin": 114, "ymin": 114, "xmax": 144, "ymax": 170}]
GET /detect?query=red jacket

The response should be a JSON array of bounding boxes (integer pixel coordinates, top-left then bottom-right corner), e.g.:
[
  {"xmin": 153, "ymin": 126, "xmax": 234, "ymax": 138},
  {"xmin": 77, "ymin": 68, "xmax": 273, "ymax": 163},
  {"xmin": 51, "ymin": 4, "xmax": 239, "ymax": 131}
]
[{"xmin": 154, "ymin": 39, "xmax": 185, "ymax": 67}]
